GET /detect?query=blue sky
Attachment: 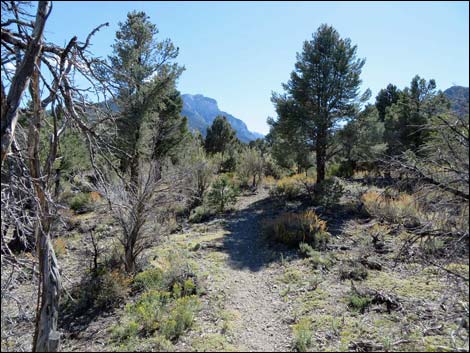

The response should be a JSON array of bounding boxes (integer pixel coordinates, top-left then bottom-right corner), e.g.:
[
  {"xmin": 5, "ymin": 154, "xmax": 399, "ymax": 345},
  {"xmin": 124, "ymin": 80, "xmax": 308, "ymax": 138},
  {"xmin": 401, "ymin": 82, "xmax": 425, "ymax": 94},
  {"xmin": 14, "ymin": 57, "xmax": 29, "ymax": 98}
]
[{"xmin": 45, "ymin": 1, "xmax": 469, "ymax": 135}]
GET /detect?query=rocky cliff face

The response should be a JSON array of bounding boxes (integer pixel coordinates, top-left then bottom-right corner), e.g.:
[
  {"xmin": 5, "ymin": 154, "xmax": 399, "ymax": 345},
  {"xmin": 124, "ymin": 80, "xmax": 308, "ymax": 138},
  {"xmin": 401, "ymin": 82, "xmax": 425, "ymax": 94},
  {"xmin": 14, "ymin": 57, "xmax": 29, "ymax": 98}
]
[{"xmin": 182, "ymin": 94, "xmax": 264, "ymax": 143}]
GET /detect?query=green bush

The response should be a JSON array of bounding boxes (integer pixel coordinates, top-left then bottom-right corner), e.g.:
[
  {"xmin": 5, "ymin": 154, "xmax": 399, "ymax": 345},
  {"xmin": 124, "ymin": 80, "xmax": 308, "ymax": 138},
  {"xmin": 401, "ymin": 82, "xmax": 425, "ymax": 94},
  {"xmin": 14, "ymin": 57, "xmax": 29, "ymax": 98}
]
[
  {"xmin": 348, "ymin": 293, "xmax": 372, "ymax": 313},
  {"xmin": 62, "ymin": 268, "xmax": 130, "ymax": 316},
  {"xmin": 327, "ymin": 161, "xmax": 355, "ymax": 178},
  {"xmin": 326, "ymin": 162, "xmax": 342, "ymax": 178},
  {"xmin": 299, "ymin": 242, "xmax": 315, "ymax": 257},
  {"xmin": 60, "ymin": 189, "xmax": 75, "ymax": 205},
  {"xmin": 115, "ymin": 291, "xmax": 199, "ymax": 342},
  {"xmin": 172, "ymin": 282, "xmax": 182, "ymax": 298},
  {"xmin": 189, "ymin": 205, "xmax": 213, "ymax": 223},
  {"xmin": 111, "ymin": 320, "xmax": 140, "ymax": 342},
  {"xmin": 69, "ymin": 192, "xmax": 93, "ymax": 213},
  {"xmin": 293, "ymin": 317, "xmax": 313, "ymax": 352},
  {"xmin": 110, "ymin": 251, "xmax": 202, "ymax": 347},
  {"xmin": 135, "ymin": 253, "xmax": 200, "ymax": 296},
  {"xmin": 339, "ymin": 260, "xmax": 368, "ymax": 281},
  {"xmin": 130, "ymin": 289, "xmax": 171, "ymax": 334},
  {"xmin": 264, "ymin": 155, "xmax": 284, "ymax": 179},
  {"xmin": 183, "ymin": 278, "xmax": 197, "ymax": 296},
  {"xmin": 314, "ymin": 178, "xmax": 344, "ymax": 209},
  {"xmin": 133, "ymin": 268, "xmax": 164, "ymax": 291},
  {"xmin": 299, "ymin": 243, "xmax": 334, "ymax": 270},
  {"xmin": 159, "ymin": 250, "xmax": 201, "ymax": 295},
  {"xmin": 207, "ymin": 175, "xmax": 239, "ymax": 213},
  {"xmin": 161, "ymin": 296, "xmax": 200, "ymax": 340}
]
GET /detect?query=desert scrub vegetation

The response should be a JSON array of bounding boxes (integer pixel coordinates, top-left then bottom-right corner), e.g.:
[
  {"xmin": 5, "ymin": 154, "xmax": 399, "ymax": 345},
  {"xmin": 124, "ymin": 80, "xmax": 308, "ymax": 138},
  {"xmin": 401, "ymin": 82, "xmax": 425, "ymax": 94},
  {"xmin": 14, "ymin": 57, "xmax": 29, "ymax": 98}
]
[
  {"xmin": 61, "ymin": 268, "xmax": 131, "ymax": 317},
  {"xmin": 207, "ymin": 174, "xmax": 239, "ymax": 213},
  {"xmin": 111, "ymin": 264, "xmax": 201, "ymax": 348},
  {"xmin": 312, "ymin": 178, "xmax": 344, "ymax": 209},
  {"xmin": 339, "ymin": 260, "xmax": 369, "ymax": 281},
  {"xmin": 347, "ymin": 292, "xmax": 373, "ymax": 313},
  {"xmin": 133, "ymin": 268, "xmax": 164, "ymax": 292},
  {"xmin": 263, "ymin": 210, "xmax": 330, "ymax": 248},
  {"xmin": 361, "ymin": 189, "xmax": 422, "ymax": 226},
  {"xmin": 112, "ymin": 290, "xmax": 200, "ymax": 340},
  {"xmin": 68, "ymin": 192, "xmax": 94, "ymax": 213},
  {"xmin": 299, "ymin": 243, "xmax": 334, "ymax": 270},
  {"xmin": 269, "ymin": 174, "xmax": 315, "ymax": 200},
  {"xmin": 293, "ymin": 317, "xmax": 313, "ymax": 352},
  {"xmin": 188, "ymin": 205, "xmax": 214, "ymax": 223}
]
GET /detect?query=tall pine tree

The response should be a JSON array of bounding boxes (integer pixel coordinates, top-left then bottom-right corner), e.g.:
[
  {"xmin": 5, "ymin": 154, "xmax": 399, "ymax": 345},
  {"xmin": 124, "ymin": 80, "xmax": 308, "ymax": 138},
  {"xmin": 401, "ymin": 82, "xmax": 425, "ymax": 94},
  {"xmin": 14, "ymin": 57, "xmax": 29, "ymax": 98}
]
[
  {"xmin": 108, "ymin": 11, "xmax": 187, "ymax": 182},
  {"xmin": 383, "ymin": 75, "xmax": 447, "ymax": 156},
  {"xmin": 271, "ymin": 24, "xmax": 368, "ymax": 182},
  {"xmin": 204, "ymin": 115, "xmax": 237, "ymax": 158}
]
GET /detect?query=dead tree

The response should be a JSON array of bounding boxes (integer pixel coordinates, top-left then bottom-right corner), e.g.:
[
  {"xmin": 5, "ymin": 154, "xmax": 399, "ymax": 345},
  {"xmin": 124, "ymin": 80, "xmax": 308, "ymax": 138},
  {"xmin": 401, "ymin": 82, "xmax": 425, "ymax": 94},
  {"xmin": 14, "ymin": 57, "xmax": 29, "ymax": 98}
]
[
  {"xmin": 1, "ymin": 1, "xmax": 112, "ymax": 351},
  {"xmin": 98, "ymin": 160, "xmax": 188, "ymax": 273},
  {"xmin": 1, "ymin": 1, "xmax": 50, "ymax": 165},
  {"xmin": 386, "ymin": 112, "xmax": 469, "ymax": 278}
]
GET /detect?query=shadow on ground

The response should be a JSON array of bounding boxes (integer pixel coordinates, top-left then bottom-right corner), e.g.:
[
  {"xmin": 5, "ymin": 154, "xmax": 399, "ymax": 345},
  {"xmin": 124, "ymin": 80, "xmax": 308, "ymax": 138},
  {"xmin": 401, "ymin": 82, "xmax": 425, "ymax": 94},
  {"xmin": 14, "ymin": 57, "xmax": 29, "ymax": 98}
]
[
  {"xmin": 221, "ymin": 194, "xmax": 365, "ymax": 272},
  {"xmin": 221, "ymin": 196, "xmax": 292, "ymax": 272}
]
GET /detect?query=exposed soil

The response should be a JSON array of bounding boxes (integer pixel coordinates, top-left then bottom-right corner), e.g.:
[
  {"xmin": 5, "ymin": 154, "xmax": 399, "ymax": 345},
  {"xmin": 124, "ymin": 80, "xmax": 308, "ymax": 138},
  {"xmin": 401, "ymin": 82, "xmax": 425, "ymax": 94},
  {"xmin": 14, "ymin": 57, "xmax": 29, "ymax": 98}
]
[
  {"xmin": 219, "ymin": 188, "xmax": 292, "ymax": 351},
  {"xmin": 2, "ymin": 181, "xmax": 469, "ymax": 352}
]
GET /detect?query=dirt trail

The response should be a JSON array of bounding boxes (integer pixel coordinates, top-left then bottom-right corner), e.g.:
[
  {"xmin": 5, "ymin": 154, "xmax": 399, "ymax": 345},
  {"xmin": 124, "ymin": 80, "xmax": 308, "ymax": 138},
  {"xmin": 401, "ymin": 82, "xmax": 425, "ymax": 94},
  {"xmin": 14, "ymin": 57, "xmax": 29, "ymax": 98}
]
[{"xmin": 216, "ymin": 189, "xmax": 292, "ymax": 351}]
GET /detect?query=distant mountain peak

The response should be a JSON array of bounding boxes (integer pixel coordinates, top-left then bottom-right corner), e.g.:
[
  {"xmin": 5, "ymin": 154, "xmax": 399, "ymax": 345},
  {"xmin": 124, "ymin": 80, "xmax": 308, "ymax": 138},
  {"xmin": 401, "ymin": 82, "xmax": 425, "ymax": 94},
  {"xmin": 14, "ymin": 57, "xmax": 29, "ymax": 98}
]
[
  {"xmin": 181, "ymin": 93, "xmax": 264, "ymax": 143},
  {"xmin": 443, "ymin": 86, "xmax": 469, "ymax": 117}
]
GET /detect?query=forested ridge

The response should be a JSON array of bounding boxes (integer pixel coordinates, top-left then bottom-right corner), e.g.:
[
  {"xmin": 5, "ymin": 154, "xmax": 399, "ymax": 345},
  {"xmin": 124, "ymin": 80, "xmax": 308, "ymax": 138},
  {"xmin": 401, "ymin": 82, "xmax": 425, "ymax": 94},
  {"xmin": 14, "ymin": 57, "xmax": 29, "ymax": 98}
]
[{"xmin": 1, "ymin": 2, "xmax": 468, "ymax": 352}]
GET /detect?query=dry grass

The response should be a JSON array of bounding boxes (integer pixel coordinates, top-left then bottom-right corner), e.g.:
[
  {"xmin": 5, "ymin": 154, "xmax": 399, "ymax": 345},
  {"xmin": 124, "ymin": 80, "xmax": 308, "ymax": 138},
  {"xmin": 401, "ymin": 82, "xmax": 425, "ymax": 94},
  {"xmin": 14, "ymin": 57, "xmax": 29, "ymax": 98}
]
[
  {"xmin": 263, "ymin": 210, "xmax": 330, "ymax": 248},
  {"xmin": 361, "ymin": 190, "xmax": 422, "ymax": 226},
  {"xmin": 52, "ymin": 238, "xmax": 67, "ymax": 258},
  {"xmin": 89, "ymin": 191, "xmax": 102, "ymax": 203},
  {"xmin": 269, "ymin": 174, "xmax": 316, "ymax": 200}
]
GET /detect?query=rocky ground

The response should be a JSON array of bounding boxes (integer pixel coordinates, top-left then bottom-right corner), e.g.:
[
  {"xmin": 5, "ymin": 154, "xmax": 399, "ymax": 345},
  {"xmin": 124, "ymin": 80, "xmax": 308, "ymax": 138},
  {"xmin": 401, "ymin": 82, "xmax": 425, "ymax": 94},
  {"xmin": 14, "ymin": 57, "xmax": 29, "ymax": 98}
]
[{"xmin": 1, "ymin": 180, "xmax": 469, "ymax": 352}]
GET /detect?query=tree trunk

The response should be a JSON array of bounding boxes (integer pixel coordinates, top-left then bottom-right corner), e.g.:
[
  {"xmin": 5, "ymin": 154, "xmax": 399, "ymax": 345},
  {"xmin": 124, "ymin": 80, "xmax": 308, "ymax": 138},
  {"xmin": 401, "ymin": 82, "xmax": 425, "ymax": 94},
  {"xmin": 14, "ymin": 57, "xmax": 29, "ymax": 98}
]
[
  {"xmin": 28, "ymin": 54, "xmax": 61, "ymax": 353},
  {"xmin": 124, "ymin": 247, "xmax": 136, "ymax": 273},
  {"xmin": 124, "ymin": 226, "xmax": 140, "ymax": 273},
  {"xmin": 316, "ymin": 128, "xmax": 327, "ymax": 183},
  {"xmin": 129, "ymin": 153, "xmax": 139, "ymax": 189},
  {"xmin": 1, "ymin": 1, "xmax": 51, "ymax": 167},
  {"xmin": 54, "ymin": 168, "xmax": 61, "ymax": 198},
  {"xmin": 33, "ymin": 226, "xmax": 61, "ymax": 352}
]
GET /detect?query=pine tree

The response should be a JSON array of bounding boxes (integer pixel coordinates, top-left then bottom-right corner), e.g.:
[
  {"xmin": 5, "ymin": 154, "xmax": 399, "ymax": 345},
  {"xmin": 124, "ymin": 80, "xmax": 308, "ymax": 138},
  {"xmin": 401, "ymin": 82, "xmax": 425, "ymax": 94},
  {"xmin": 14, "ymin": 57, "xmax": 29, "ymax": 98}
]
[
  {"xmin": 338, "ymin": 104, "xmax": 386, "ymax": 173},
  {"xmin": 204, "ymin": 115, "xmax": 237, "ymax": 158},
  {"xmin": 383, "ymin": 75, "xmax": 447, "ymax": 156},
  {"xmin": 375, "ymin": 84, "xmax": 400, "ymax": 122},
  {"xmin": 271, "ymin": 24, "xmax": 368, "ymax": 182},
  {"xmin": 108, "ymin": 11, "xmax": 187, "ymax": 182}
]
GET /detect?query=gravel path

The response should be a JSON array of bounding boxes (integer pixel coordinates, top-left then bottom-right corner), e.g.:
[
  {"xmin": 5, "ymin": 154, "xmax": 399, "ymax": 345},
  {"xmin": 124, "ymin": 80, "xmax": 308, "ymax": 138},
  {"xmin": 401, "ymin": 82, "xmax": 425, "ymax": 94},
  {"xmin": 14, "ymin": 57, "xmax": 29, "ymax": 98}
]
[{"xmin": 219, "ymin": 189, "xmax": 292, "ymax": 351}]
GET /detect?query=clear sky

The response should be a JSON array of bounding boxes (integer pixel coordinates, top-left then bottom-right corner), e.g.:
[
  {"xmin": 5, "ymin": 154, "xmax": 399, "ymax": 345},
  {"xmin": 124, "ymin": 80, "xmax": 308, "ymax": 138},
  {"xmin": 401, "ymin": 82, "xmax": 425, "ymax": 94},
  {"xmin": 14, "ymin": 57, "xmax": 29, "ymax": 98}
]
[{"xmin": 44, "ymin": 1, "xmax": 469, "ymax": 135}]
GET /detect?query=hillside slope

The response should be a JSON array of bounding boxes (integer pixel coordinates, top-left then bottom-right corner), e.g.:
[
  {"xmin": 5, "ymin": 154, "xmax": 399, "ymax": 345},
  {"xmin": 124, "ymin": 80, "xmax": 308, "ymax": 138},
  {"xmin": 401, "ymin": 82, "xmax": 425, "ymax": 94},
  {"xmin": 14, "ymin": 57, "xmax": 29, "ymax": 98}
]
[
  {"xmin": 182, "ymin": 94, "xmax": 264, "ymax": 143},
  {"xmin": 444, "ymin": 86, "xmax": 469, "ymax": 117}
]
